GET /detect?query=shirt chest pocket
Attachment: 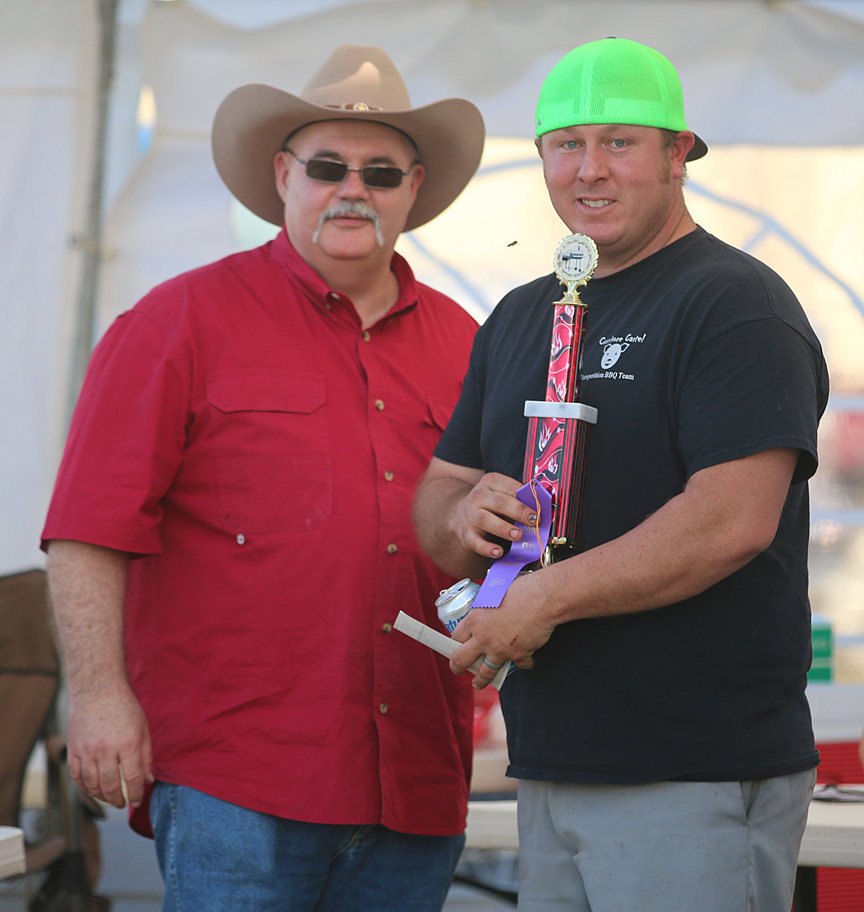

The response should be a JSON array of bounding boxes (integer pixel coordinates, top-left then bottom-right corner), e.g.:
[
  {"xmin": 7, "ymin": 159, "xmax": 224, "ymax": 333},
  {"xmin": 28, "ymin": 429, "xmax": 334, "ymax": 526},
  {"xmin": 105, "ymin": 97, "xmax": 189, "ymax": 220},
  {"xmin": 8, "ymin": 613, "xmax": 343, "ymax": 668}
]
[{"xmin": 206, "ymin": 371, "xmax": 332, "ymax": 534}]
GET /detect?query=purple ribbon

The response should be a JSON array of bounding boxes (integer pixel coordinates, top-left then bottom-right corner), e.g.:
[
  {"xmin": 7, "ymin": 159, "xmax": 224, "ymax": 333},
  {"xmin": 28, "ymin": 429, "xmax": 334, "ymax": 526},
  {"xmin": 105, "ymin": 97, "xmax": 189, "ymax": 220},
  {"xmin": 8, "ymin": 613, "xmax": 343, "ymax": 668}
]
[{"xmin": 472, "ymin": 480, "xmax": 552, "ymax": 608}]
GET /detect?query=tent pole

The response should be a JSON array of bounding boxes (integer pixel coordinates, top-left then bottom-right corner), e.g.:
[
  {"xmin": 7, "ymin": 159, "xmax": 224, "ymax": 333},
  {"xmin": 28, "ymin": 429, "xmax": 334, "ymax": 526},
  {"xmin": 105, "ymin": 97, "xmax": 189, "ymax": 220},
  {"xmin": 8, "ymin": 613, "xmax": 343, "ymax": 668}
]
[{"xmin": 66, "ymin": 0, "xmax": 119, "ymax": 424}]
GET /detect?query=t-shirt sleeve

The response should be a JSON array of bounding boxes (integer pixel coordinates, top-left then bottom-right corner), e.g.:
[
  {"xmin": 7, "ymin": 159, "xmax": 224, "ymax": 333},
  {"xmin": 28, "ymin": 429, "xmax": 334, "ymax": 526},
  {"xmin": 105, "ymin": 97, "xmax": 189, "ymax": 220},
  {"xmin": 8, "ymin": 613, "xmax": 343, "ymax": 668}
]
[
  {"xmin": 677, "ymin": 316, "xmax": 826, "ymax": 484},
  {"xmin": 432, "ymin": 328, "xmax": 488, "ymax": 470}
]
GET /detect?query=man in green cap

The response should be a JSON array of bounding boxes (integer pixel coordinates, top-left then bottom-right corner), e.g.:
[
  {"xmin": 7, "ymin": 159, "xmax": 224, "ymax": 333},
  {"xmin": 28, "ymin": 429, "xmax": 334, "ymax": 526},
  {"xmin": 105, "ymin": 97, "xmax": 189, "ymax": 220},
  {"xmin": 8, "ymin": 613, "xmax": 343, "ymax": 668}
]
[{"xmin": 414, "ymin": 38, "xmax": 828, "ymax": 910}]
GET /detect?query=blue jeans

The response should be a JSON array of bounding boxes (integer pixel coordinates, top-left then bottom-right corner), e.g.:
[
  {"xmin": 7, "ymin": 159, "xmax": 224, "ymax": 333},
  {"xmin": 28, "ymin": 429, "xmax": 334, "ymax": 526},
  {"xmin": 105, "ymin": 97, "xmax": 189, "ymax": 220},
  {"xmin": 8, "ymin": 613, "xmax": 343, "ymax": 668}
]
[{"xmin": 150, "ymin": 782, "xmax": 465, "ymax": 912}]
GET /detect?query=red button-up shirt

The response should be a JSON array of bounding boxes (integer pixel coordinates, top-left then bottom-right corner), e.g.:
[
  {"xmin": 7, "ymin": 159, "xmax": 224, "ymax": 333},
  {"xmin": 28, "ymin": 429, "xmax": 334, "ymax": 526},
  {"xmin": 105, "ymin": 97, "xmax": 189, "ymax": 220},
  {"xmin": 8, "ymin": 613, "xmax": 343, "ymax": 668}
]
[{"xmin": 42, "ymin": 230, "xmax": 477, "ymax": 836}]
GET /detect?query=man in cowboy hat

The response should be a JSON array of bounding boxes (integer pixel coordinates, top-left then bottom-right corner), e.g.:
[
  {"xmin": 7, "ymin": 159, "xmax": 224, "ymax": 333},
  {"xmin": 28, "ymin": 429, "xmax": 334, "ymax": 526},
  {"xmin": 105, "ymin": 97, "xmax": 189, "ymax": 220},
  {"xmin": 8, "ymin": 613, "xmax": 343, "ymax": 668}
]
[
  {"xmin": 414, "ymin": 38, "xmax": 827, "ymax": 911},
  {"xmin": 42, "ymin": 45, "xmax": 484, "ymax": 911}
]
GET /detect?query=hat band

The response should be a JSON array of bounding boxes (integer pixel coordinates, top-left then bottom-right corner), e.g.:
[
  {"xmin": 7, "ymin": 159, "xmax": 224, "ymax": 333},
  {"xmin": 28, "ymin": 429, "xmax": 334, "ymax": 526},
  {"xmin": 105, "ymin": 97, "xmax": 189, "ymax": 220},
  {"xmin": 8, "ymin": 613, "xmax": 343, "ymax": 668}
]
[{"xmin": 323, "ymin": 102, "xmax": 382, "ymax": 112}]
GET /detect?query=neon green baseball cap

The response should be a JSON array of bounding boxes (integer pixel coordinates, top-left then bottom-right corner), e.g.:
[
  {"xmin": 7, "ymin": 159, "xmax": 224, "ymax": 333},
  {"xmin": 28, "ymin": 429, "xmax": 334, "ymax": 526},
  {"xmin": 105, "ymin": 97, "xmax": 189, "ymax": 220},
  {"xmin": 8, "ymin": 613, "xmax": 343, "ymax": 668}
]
[{"xmin": 535, "ymin": 38, "xmax": 707, "ymax": 161}]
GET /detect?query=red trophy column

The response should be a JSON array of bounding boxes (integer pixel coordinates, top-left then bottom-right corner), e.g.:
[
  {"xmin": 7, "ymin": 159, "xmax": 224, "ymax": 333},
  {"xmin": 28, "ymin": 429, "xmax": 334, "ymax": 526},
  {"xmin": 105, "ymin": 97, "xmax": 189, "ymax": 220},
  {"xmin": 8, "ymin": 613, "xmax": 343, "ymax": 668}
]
[{"xmin": 523, "ymin": 233, "xmax": 599, "ymax": 562}]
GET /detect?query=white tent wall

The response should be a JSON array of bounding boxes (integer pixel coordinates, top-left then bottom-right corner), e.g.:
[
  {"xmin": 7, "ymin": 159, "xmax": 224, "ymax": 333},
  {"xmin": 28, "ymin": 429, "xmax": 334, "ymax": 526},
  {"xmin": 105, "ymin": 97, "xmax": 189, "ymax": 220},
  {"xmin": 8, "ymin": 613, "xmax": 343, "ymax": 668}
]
[
  {"xmin": 4, "ymin": 0, "xmax": 864, "ymax": 672},
  {"xmin": 95, "ymin": 0, "xmax": 864, "ymax": 364},
  {"xmin": 33, "ymin": 0, "xmax": 864, "ymax": 335},
  {"xmin": 0, "ymin": 0, "xmax": 99, "ymax": 575}
]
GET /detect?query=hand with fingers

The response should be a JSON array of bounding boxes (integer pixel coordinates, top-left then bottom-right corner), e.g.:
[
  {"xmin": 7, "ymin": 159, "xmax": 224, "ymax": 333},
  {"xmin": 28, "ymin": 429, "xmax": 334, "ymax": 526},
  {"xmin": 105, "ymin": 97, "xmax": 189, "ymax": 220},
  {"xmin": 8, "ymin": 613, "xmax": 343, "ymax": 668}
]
[
  {"xmin": 449, "ymin": 573, "xmax": 557, "ymax": 689},
  {"xmin": 449, "ymin": 472, "xmax": 539, "ymax": 562},
  {"xmin": 66, "ymin": 686, "xmax": 155, "ymax": 809}
]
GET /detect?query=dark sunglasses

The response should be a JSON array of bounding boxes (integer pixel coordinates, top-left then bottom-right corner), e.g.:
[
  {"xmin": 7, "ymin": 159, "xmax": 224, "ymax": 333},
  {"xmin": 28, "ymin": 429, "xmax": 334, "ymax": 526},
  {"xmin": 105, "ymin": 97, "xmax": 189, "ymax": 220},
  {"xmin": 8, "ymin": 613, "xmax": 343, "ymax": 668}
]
[{"xmin": 284, "ymin": 147, "xmax": 412, "ymax": 189}]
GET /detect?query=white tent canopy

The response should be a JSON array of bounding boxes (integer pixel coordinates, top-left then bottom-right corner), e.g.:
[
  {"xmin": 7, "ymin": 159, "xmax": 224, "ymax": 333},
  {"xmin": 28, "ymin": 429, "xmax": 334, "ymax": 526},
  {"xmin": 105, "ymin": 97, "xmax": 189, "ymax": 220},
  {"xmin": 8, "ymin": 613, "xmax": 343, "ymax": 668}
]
[{"xmin": 4, "ymin": 2, "xmax": 864, "ymax": 651}]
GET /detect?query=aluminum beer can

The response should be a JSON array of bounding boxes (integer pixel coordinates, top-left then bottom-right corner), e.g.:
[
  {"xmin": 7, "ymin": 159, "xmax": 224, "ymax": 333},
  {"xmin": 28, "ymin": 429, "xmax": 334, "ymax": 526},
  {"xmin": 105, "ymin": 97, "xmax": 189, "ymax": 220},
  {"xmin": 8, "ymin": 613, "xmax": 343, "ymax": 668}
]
[{"xmin": 436, "ymin": 578, "xmax": 481, "ymax": 635}]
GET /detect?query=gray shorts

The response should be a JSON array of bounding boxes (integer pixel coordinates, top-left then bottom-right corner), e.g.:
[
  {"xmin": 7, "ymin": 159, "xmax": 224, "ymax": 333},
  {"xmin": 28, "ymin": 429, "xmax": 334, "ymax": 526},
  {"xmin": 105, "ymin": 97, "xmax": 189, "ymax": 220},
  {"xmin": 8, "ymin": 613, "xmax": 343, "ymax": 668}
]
[{"xmin": 516, "ymin": 770, "xmax": 816, "ymax": 912}]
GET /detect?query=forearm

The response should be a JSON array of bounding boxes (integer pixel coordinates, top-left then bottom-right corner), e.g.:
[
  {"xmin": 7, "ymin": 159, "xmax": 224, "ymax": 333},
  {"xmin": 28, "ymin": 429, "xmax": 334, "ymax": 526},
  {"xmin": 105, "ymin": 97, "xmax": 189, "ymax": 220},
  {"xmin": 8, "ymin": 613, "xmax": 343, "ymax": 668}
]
[
  {"xmin": 536, "ymin": 490, "xmax": 765, "ymax": 626},
  {"xmin": 46, "ymin": 540, "xmax": 154, "ymax": 808},
  {"xmin": 46, "ymin": 539, "xmax": 131, "ymax": 695},
  {"xmin": 536, "ymin": 448, "xmax": 798, "ymax": 625}
]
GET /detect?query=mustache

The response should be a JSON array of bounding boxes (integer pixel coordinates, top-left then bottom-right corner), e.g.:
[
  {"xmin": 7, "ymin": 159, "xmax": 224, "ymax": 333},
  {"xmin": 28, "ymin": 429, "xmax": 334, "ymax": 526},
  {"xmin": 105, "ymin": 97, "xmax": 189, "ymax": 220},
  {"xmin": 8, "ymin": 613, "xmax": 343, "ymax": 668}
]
[{"xmin": 312, "ymin": 200, "xmax": 385, "ymax": 246}]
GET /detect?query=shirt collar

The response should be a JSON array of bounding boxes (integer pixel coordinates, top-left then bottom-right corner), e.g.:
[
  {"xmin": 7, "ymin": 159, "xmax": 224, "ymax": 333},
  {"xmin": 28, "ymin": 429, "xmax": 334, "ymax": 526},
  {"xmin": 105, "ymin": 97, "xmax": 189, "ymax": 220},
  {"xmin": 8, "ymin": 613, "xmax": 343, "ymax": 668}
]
[{"xmin": 270, "ymin": 228, "xmax": 420, "ymax": 323}]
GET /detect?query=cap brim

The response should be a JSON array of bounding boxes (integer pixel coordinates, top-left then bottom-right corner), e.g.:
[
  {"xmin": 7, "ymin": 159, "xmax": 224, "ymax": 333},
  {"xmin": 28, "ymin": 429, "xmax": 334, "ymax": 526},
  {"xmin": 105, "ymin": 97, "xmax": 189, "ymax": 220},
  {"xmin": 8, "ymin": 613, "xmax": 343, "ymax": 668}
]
[
  {"xmin": 687, "ymin": 132, "xmax": 708, "ymax": 162},
  {"xmin": 211, "ymin": 84, "xmax": 485, "ymax": 231}
]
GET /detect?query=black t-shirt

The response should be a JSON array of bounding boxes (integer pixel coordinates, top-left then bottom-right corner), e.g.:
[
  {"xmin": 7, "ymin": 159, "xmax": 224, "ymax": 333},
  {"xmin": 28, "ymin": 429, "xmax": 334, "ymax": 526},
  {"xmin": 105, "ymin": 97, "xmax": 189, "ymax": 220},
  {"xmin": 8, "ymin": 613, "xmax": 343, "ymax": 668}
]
[{"xmin": 435, "ymin": 228, "xmax": 829, "ymax": 783}]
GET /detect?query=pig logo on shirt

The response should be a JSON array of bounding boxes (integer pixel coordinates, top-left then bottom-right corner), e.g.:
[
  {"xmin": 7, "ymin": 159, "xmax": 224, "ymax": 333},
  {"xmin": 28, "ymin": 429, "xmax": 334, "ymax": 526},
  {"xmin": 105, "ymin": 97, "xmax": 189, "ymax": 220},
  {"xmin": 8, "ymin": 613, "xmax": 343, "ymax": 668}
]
[{"xmin": 601, "ymin": 341, "xmax": 629, "ymax": 369}]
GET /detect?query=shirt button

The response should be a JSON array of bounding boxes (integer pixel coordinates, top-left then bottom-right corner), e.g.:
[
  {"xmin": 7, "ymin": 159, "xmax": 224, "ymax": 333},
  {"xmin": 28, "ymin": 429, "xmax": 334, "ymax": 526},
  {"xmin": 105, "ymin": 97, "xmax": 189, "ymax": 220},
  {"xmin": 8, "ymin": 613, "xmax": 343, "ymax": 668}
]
[
  {"xmin": 236, "ymin": 534, "xmax": 246, "ymax": 545},
  {"xmin": 374, "ymin": 399, "xmax": 385, "ymax": 411},
  {"xmin": 386, "ymin": 543, "xmax": 398, "ymax": 555},
  {"xmin": 381, "ymin": 622, "xmax": 393, "ymax": 634},
  {"xmin": 362, "ymin": 330, "xmax": 371, "ymax": 342},
  {"xmin": 384, "ymin": 470, "xmax": 394, "ymax": 482},
  {"xmin": 379, "ymin": 702, "xmax": 389, "ymax": 714}
]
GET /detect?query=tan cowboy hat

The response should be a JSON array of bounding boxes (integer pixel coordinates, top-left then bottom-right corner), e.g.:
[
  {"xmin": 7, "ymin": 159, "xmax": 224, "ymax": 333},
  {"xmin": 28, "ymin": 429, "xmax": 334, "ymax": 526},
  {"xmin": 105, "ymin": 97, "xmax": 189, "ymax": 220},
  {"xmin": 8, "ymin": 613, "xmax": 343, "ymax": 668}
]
[{"xmin": 211, "ymin": 45, "xmax": 485, "ymax": 232}]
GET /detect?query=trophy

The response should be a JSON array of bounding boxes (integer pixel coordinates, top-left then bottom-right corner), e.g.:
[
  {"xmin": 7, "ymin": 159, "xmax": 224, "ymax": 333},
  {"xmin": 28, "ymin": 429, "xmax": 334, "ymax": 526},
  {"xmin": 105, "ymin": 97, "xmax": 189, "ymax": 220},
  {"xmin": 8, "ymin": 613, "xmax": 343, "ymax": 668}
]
[
  {"xmin": 392, "ymin": 233, "xmax": 599, "ymax": 678},
  {"xmin": 522, "ymin": 233, "xmax": 599, "ymax": 562}
]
